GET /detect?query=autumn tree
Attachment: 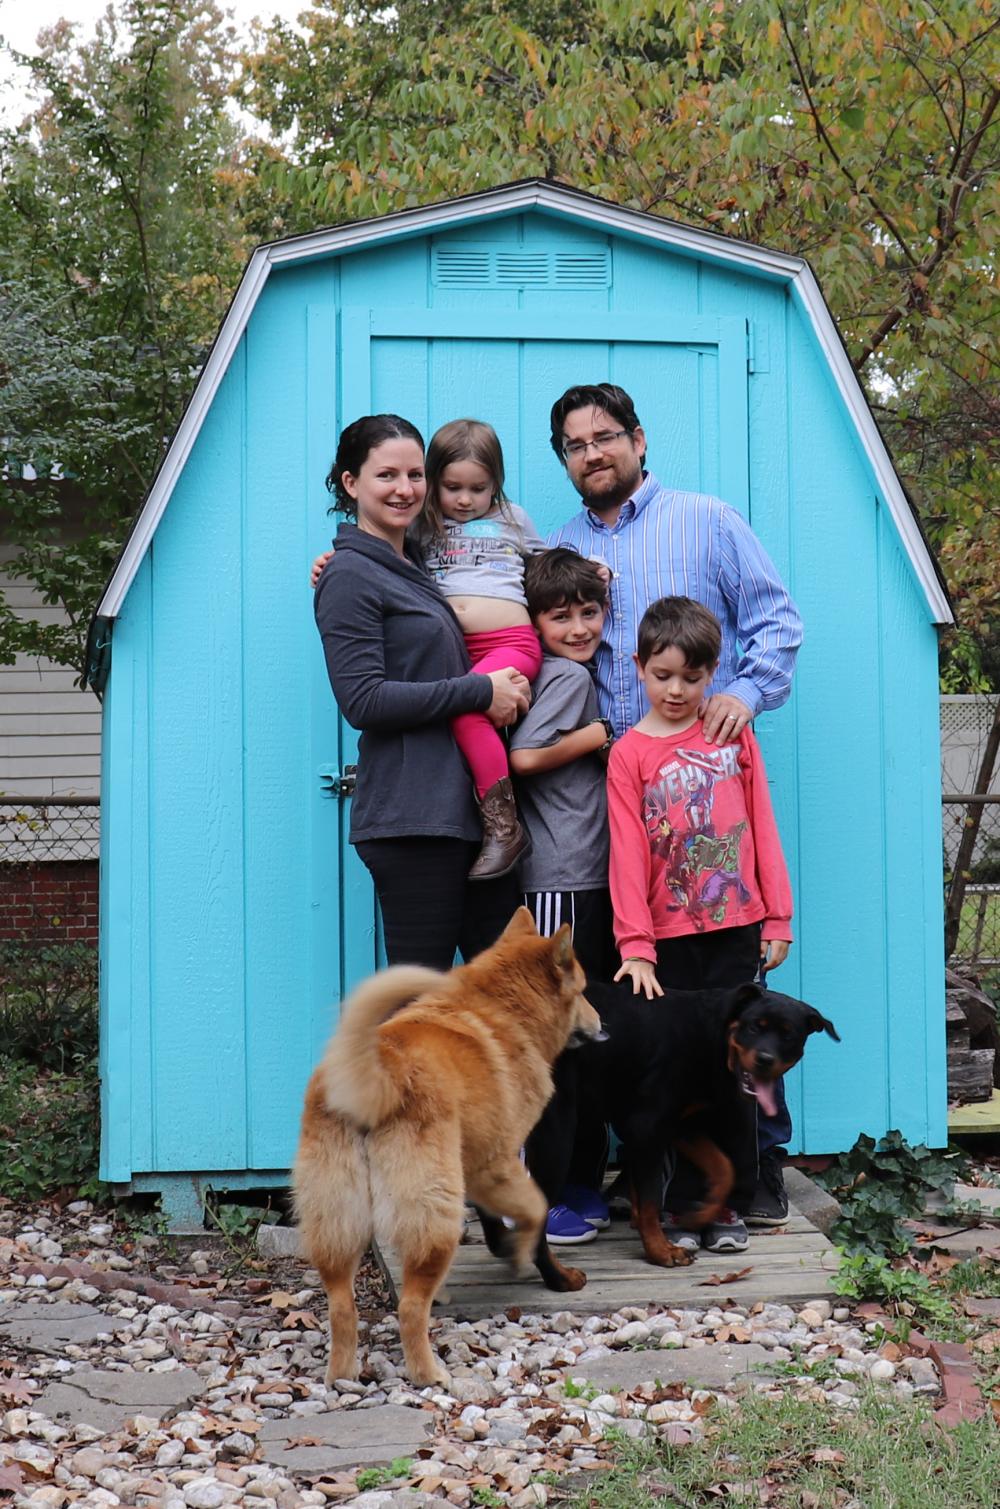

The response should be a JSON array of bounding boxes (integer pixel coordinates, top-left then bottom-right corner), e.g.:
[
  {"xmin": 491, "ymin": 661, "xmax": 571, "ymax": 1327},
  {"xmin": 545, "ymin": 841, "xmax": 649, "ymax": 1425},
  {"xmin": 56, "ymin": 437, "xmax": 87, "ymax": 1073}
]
[
  {"xmin": 241, "ymin": 0, "xmax": 999, "ymax": 683},
  {"xmin": 0, "ymin": 0, "xmax": 251, "ymax": 669}
]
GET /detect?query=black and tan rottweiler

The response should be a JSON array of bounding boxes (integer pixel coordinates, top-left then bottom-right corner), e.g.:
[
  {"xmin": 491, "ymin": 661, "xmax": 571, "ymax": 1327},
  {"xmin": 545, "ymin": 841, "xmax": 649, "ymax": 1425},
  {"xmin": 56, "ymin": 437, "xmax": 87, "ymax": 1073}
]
[{"xmin": 480, "ymin": 979, "xmax": 839, "ymax": 1291}]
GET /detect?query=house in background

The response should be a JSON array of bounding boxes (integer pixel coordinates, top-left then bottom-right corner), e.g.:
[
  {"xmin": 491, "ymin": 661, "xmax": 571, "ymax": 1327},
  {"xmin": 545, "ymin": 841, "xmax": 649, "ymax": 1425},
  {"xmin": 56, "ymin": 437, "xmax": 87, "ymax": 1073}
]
[
  {"xmin": 84, "ymin": 181, "xmax": 952, "ymax": 1227},
  {"xmin": 0, "ymin": 519, "xmax": 101, "ymax": 943}
]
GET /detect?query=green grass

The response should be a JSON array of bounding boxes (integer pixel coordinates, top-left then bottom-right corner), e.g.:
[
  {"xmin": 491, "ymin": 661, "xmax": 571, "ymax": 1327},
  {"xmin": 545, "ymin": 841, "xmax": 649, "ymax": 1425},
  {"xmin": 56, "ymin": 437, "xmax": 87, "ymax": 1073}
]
[
  {"xmin": 954, "ymin": 888, "xmax": 1000, "ymax": 968},
  {"xmin": 555, "ymin": 1388, "xmax": 1000, "ymax": 1508}
]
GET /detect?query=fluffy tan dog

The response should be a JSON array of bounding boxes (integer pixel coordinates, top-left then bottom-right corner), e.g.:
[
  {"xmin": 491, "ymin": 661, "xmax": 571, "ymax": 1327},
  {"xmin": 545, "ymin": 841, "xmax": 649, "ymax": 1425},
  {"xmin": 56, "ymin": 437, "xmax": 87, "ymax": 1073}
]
[{"xmin": 293, "ymin": 908, "xmax": 602, "ymax": 1388}]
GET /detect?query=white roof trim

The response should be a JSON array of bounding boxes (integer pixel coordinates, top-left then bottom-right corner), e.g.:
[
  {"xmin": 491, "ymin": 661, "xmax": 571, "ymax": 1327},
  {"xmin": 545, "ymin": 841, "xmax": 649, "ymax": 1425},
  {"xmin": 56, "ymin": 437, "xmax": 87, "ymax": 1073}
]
[{"xmin": 96, "ymin": 180, "xmax": 951, "ymax": 624}]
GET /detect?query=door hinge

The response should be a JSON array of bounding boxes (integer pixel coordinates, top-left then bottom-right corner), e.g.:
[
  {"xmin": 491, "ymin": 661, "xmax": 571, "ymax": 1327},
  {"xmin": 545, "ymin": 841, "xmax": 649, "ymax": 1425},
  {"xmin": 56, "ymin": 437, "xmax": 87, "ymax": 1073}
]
[{"xmin": 319, "ymin": 764, "xmax": 358, "ymax": 798}]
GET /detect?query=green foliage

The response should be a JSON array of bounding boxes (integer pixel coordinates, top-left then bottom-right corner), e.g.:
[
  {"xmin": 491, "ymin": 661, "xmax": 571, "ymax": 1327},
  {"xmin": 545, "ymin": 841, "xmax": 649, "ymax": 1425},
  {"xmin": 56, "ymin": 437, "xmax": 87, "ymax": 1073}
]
[
  {"xmin": 564, "ymin": 1388, "xmax": 1000, "ymax": 1508},
  {"xmin": 830, "ymin": 1249, "xmax": 954, "ymax": 1325},
  {"xmin": 0, "ymin": 942, "xmax": 97, "ymax": 1071},
  {"xmin": 3, "ymin": 1, "xmax": 997, "ymax": 680},
  {"xmin": 202, "ymin": 1191, "xmax": 281, "ymax": 1262},
  {"xmin": 0, "ymin": 0, "xmax": 252, "ymax": 670},
  {"xmin": 0, "ymin": 1053, "xmax": 104, "ymax": 1201},
  {"xmin": 355, "ymin": 1460, "xmax": 415, "ymax": 1492},
  {"xmin": 562, "ymin": 1377, "xmax": 601, "ymax": 1401},
  {"xmin": 239, "ymin": 0, "xmax": 1000, "ymax": 683},
  {"xmin": 816, "ymin": 1130, "xmax": 970, "ymax": 1255},
  {"xmin": 470, "ymin": 1489, "xmax": 505, "ymax": 1509}
]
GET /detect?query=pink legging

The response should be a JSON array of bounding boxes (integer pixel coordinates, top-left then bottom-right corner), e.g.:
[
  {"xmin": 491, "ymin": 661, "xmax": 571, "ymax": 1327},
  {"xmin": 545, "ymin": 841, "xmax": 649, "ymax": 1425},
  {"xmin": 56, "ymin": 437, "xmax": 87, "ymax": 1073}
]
[{"xmin": 453, "ymin": 625, "xmax": 543, "ymax": 797}]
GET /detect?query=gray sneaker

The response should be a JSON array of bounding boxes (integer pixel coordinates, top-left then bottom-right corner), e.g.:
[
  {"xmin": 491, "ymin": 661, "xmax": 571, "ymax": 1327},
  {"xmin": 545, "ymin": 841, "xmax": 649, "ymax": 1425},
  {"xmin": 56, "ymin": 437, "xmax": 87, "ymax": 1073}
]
[
  {"xmin": 662, "ymin": 1212, "xmax": 700, "ymax": 1254},
  {"xmin": 701, "ymin": 1208, "xmax": 749, "ymax": 1253}
]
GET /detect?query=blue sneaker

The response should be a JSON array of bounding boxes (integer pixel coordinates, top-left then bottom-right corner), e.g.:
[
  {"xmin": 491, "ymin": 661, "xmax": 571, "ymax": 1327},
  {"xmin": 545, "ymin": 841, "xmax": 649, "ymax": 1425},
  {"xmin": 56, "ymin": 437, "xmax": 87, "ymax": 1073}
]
[
  {"xmin": 563, "ymin": 1184, "xmax": 611, "ymax": 1230},
  {"xmin": 545, "ymin": 1204, "xmax": 598, "ymax": 1245}
]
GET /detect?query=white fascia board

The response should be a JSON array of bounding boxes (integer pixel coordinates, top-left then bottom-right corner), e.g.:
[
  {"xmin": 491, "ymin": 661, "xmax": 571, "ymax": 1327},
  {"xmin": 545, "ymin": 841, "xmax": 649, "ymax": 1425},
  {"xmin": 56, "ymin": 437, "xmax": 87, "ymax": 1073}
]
[
  {"xmin": 790, "ymin": 268, "xmax": 952, "ymax": 625},
  {"xmin": 97, "ymin": 180, "xmax": 949, "ymax": 624},
  {"xmin": 97, "ymin": 249, "xmax": 273, "ymax": 619},
  {"xmin": 263, "ymin": 181, "xmax": 806, "ymax": 281}
]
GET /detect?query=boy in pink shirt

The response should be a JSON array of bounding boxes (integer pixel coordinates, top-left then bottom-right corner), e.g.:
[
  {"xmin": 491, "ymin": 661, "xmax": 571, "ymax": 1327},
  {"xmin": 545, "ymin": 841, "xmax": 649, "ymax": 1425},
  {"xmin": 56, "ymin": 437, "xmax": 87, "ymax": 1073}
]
[{"xmin": 607, "ymin": 596, "xmax": 793, "ymax": 1253}]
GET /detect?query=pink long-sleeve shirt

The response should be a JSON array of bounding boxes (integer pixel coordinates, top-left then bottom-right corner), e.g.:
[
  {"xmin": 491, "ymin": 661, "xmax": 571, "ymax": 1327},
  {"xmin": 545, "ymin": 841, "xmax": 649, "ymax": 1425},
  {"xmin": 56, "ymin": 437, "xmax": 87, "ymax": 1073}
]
[{"xmin": 607, "ymin": 722, "xmax": 793, "ymax": 963}]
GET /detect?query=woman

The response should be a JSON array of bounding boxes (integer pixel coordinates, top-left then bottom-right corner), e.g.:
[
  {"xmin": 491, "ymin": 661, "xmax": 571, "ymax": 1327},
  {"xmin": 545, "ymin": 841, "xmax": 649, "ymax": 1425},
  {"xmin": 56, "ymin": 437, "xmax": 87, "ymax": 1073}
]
[{"xmin": 314, "ymin": 414, "xmax": 530, "ymax": 969}]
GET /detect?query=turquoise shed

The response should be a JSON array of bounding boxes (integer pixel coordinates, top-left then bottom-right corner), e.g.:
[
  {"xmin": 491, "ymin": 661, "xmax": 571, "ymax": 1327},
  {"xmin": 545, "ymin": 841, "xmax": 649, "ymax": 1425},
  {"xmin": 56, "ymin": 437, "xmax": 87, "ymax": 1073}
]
[{"xmin": 86, "ymin": 181, "xmax": 952, "ymax": 1227}]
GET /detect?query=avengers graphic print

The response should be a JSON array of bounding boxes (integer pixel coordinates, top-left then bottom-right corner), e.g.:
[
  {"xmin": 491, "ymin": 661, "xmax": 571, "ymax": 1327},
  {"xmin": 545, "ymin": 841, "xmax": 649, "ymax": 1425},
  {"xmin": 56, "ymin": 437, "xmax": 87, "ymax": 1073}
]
[{"xmin": 607, "ymin": 724, "xmax": 793, "ymax": 961}]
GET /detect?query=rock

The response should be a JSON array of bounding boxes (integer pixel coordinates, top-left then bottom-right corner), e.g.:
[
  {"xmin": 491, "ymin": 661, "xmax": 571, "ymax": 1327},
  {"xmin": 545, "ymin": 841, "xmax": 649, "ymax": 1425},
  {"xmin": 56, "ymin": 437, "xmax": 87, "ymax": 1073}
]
[
  {"xmin": 869, "ymin": 1359, "xmax": 896, "ymax": 1382},
  {"xmin": 182, "ymin": 1483, "xmax": 228, "ymax": 1509}
]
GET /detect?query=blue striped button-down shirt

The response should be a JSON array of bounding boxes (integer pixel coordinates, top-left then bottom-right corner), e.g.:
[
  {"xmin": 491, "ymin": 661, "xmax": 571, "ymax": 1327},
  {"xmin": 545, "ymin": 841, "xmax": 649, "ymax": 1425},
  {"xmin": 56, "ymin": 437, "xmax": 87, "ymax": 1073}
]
[{"xmin": 547, "ymin": 472, "xmax": 803, "ymax": 738}]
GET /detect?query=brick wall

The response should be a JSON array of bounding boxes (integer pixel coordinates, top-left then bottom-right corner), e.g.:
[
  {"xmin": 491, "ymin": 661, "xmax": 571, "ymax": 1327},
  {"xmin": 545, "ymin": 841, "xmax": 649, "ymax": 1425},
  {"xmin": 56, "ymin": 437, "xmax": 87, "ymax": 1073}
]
[{"xmin": 0, "ymin": 861, "xmax": 99, "ymax": 942}]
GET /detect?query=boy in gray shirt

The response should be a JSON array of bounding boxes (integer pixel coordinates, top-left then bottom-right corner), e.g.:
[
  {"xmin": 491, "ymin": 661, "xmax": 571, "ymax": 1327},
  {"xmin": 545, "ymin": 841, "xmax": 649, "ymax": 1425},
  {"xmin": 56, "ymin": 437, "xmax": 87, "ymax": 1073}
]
[
  {"xmin": 511, "ymin": 548, "xmax": 615, "ymax": 977},
  {"xmin": 510, "ymin": 548, "xmax": 615, "ymax": 1245}
]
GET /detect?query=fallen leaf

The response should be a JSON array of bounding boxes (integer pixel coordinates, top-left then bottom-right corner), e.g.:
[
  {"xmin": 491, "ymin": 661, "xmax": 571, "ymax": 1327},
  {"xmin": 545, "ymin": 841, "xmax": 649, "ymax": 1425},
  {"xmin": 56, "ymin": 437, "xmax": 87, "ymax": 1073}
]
[
  {"xmin": 284, "ymin": 1310, "xmax": 322, "ymax": 1330},
  {"xmin": 715, "ymin": 1324, "xmax": 751, "ymax": 1343},
  {"xmin": 810, "ymin": 1447, "xmax": 846, "ymax": 1463},
  {"xmin": 263, "ymin": 1290, "xmax": 294, "ymax": 1308},
  {"xmin": 285, "ymin": 1436, "xmax": 324, "ymax": 1448},
  {"xmin": 0, "ymin": 1465, "xmax": 25, "ymax": 1493},
  {"xmin": 0, "ymin": 1375, "xmax": 36, "ymax": 1404},
  {"xmin": 974, "ymin": 1329, "xmax": 1000, "ymax": 1354},
  {"xmin": 698, "ymin": 1266, "xmax": 753, "ymax": 1286}
]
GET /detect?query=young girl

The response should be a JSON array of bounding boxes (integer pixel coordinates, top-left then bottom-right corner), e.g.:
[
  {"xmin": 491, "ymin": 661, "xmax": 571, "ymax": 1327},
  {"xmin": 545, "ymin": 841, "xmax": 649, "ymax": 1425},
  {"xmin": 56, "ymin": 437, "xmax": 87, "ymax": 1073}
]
[{"xmin": 417, "ymin": 419, "xmax": 548, "ymax": 880}]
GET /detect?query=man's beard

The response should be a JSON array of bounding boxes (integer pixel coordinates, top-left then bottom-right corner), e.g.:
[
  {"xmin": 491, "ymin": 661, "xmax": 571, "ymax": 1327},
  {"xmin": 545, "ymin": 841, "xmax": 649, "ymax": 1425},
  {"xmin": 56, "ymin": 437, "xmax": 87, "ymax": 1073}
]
[{"xmin": 580, "ymin": 463, "xmax": 643, "ymax": 512}]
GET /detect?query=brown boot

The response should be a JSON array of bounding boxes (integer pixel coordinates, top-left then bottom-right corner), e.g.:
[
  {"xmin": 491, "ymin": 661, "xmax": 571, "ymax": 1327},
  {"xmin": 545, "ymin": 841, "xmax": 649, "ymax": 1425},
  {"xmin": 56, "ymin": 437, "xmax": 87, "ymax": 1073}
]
[{"xmin": 468, "ymin": 776, "xmax": 530, "ymax": 881}]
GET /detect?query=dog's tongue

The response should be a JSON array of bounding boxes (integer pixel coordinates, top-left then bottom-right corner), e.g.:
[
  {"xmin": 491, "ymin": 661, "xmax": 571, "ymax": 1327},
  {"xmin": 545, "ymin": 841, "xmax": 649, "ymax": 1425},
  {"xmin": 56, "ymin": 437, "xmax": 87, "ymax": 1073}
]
[{"xmin": 750, "ymin": 1076, "xmax": 778, "ymax": 1117}]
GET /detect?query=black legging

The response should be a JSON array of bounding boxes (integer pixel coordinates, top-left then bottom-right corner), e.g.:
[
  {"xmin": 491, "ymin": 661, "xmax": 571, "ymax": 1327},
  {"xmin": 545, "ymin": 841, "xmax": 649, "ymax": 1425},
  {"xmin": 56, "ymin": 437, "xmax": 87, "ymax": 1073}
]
[{"xmin": 355, "ymin": 836, "xmax": 519, "ymax": 969}]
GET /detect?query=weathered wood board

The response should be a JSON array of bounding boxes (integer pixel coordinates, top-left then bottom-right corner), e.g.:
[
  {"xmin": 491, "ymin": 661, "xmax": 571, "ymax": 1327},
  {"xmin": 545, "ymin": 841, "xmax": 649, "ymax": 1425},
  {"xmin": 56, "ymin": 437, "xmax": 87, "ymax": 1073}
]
[{"xmin": 377, "ymin": 1204, "xmax": 838, "ymax": 1318}]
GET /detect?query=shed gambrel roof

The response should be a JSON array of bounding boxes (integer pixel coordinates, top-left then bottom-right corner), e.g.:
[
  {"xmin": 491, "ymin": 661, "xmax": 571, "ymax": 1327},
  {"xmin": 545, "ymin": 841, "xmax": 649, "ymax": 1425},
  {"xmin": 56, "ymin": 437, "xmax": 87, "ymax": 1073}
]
[{"xmin": 91, "ymin": 178, "xmax": 952, "ymax": 642}]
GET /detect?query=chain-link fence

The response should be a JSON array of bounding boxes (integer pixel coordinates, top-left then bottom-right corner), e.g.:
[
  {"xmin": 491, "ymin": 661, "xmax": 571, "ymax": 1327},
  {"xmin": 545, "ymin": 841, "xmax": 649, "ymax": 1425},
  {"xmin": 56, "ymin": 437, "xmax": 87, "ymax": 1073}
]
[
  {"xmin": 942, "ymin": 695, "xmax": 1000, "ymax": 972},
  {"xmin": 0, "ymin": 797, "xmax": 100, "ymax": 863},
  {"xmin": 944, "ymin": 795, "xmax": 1000, "ymax": 966}
]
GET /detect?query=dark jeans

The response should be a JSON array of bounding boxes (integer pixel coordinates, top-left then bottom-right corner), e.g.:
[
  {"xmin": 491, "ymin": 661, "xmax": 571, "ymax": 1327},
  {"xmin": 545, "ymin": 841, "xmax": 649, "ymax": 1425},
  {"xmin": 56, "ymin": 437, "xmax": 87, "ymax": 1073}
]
[
  {"xmin": 355, "ymin": 836, "xmax": 519, "ymax": 969},
  {"xmin": 654, "ymin": 923, "xmax": 790, "ymax": 1207}
]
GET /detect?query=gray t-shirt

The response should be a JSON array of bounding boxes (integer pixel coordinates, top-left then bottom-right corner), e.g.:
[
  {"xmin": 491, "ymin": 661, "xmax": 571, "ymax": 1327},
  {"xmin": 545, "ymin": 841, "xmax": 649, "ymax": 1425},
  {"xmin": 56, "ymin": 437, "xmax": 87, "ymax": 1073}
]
[
  {"xmin": 510, "ymin": 655, "xmax": 610, "ymax": 893},
  {"xmin": 423, "ymin": 504, "xmax": 546, "ymax": 605}
]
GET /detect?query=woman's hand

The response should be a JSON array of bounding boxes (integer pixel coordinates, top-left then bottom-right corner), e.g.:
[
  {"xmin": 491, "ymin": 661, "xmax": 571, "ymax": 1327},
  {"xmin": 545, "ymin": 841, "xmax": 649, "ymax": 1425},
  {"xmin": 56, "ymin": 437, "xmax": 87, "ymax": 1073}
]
[
  {"xmin": 311, "ymin": 550, "xmax": 334, "ymax": 587},
  {"xmin": 485, "ymin": 668, "xmax": 531, "ymax": 728},
  {"xmin": 613, "ymin": 958, "xmax": 664, "ymax": 999}
]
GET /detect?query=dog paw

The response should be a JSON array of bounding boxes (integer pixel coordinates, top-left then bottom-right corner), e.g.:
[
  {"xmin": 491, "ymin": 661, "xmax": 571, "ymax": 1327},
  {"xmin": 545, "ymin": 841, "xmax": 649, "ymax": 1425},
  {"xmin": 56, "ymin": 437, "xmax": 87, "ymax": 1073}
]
[
  {"xmin": 665, "ymin": 1247, "xmax": 696, "ymax": 1268},
  {"xmin": 410, "ymin": 1362, "xmax": 450, "ymax": 1390},
  {"xmin": 556, "ymin": 1265, "xmax": 588, "ymax": 1292}
]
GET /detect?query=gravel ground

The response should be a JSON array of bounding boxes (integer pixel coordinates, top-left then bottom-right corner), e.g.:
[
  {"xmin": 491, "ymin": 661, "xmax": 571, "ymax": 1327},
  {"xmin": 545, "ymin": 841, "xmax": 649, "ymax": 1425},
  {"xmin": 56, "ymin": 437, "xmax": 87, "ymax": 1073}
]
[{"xmin": 0, "ymin": 1201, "xmax": 943, "ymax": 1509}]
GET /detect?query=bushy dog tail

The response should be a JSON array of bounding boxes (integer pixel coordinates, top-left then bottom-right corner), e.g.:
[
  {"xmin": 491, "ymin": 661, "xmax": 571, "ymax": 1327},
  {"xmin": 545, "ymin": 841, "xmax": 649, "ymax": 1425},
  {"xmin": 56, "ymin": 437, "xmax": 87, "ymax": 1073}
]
[{"xmin": 320, "ymin": 965, "xmax": 443, "ymax": 1128}]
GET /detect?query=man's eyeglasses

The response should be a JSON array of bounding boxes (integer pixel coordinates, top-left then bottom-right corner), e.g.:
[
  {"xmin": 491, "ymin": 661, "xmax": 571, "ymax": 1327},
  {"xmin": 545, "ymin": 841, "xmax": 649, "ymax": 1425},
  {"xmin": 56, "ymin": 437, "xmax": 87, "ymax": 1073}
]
[{"xmin": 562, "ymin": 429, "xmax": 631, "ymax": 460}]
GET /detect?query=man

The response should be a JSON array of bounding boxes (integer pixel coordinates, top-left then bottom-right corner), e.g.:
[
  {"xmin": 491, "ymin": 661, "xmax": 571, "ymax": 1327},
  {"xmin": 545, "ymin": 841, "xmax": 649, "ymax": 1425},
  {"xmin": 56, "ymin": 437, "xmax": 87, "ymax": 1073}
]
[
  {"xmin": 546, "ymin": 383, "xmax": 801, "ymax": 748},
  {"xmin": 547, "ymin": 383, "xmax": 802, "ymax": 1228}
]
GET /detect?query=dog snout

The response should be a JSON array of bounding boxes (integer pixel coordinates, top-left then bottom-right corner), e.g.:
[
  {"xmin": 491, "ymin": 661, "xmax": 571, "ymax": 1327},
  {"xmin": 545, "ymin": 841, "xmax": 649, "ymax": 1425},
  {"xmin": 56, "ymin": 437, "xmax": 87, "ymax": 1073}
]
[{"xmin": 754, "ymin": 1050, "xmax": 777, "ymax": 1072}]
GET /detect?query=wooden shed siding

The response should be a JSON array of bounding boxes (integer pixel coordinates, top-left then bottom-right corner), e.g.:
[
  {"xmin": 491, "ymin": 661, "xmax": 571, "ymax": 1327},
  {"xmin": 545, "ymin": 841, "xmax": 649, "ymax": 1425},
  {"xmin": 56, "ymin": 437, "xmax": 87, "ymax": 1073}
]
[
  {"xmin": 99, "ymin": 203, "xmax": 946, "ymax": 1185},
  {"xmin": 0, "ymin": 562, "xmax": 101, "ymax": 797}
]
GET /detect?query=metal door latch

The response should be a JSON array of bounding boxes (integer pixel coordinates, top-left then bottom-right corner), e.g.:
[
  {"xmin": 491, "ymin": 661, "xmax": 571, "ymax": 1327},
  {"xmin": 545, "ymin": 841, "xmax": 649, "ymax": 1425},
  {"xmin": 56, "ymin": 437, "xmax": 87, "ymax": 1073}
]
[{"xmin": 318, "ymin": 764, "xmax": 357, "ymax": 798}]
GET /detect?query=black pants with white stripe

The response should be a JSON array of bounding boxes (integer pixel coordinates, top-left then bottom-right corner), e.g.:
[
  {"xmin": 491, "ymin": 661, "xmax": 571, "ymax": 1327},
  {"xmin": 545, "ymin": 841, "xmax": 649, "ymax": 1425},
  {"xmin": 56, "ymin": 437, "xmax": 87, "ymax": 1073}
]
[
  {"xmin": 522, "ymin": 887, "xmax": 617, "ymax": 982},
  {"xmin": 523, "ymin": 886, "xmax": 616, "ymax": 1189}
]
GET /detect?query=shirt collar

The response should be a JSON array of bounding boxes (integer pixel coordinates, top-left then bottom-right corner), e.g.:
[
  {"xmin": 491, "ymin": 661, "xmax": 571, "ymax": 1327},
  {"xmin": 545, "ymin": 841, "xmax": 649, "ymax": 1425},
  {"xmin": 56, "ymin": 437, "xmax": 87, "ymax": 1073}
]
[{"xmin": 584, "ymin": 470, "xmax": 659, "ymax": 530}]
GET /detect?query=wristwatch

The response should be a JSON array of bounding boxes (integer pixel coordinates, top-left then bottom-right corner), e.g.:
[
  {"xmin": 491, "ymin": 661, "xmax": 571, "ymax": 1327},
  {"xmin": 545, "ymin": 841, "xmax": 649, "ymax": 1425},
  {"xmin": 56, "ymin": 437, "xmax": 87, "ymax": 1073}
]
[{"xmin": 593, "ymin": 717, "xmax": 615, "ymax": 752}]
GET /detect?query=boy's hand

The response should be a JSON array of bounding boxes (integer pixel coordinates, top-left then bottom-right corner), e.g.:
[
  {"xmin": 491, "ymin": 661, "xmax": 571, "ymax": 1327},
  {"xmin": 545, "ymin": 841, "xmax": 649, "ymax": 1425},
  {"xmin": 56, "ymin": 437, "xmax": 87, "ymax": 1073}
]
[
  {"xmin": 311, "ymin": 549, "xmax": 334, "ymax": 587},
  {"xmin": 613, "ymin": 958, "xmax": 664, "ymax": 999},
  {"xmin": 760, "ymin": 938, "xmax": 790, "ymax": 974}
]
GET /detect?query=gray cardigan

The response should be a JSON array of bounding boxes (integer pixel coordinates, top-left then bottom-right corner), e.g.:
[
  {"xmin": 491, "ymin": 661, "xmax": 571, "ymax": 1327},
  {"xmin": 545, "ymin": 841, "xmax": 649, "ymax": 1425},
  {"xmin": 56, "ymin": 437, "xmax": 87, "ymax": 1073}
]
[{"xmin": 314, "ymin": 525, "xmax": 493, "ymax": 843}]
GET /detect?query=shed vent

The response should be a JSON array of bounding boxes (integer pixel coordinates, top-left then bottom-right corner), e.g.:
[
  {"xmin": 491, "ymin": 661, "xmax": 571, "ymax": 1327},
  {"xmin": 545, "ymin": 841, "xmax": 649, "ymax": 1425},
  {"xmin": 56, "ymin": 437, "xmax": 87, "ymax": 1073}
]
[{"xmin": 432, "ymin": 244, "xmax": 611, "ymax": 289}]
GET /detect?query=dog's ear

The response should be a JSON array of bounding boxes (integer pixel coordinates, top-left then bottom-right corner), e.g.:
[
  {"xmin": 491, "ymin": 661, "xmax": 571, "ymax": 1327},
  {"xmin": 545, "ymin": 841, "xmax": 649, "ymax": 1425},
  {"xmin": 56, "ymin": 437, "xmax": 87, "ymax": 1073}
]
[
  {"xmin": 550, "ymin": 923, "xmax": 575, "ymax": 971},
  {"xmin": 503, "ymin": 906, "xmax": 538, "ymax": 940},
  {"xmin": 806, "ymin": 1007, "xmax": 841, "ymax": 1042},
  {"xmin": 725, "ymin": 982, "xmax": 765, "ymax": 1022}
]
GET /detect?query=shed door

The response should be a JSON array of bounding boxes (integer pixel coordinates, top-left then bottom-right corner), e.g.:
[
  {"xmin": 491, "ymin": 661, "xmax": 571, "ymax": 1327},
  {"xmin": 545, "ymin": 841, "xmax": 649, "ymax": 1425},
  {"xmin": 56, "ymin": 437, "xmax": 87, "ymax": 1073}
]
[
  {"xmin": 333, "ymin": 310, "xmax": 750, "ymax": 991},
  {"xmin": 342, "ymin": 310, "xmax": 750, "ymax": 535}
]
